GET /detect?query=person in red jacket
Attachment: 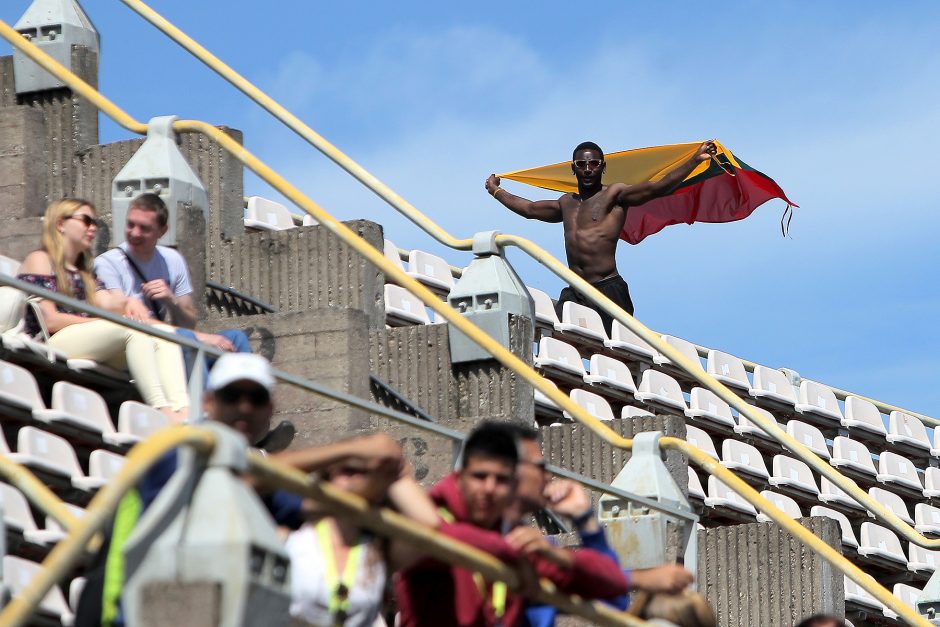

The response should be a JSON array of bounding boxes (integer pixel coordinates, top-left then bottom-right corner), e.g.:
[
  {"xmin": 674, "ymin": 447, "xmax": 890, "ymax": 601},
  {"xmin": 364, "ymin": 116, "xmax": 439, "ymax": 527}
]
[{"xmin": 395, "ymin": 421, "xmax": 628, "ymax": 627}]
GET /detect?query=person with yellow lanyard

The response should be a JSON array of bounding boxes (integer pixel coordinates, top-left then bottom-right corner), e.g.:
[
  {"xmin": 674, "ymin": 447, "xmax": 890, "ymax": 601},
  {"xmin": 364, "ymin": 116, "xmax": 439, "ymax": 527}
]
[
  {"xmin": 286, "ymin": 441, "xmax": 440, "ymax": 627},
  {"xmin": 396, "ymin": 421, "xmax": 630, "ymax": 627}
]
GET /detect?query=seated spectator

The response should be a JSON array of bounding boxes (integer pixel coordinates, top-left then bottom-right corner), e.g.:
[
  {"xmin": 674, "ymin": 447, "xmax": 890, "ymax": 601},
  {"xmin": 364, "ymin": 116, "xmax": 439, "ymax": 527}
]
[
  {"xmin": 17, "ymin": 198, "xmax": 188, "ymax": 423},
  {"xmin": 794, "ymin": 615, "xmax": 848, "ymax": 627},
  {"xmin": 94, "ymin": 193, "xmax": 251, "ymax": 379},
  {"xmin": 286, "ymin": 440, "xmax": 439, "ymax": 626},
  {"xmin": 396, "ymin": 421, "xmax": 629, "ymax": 627},
  {"xmin": 636, "ymin": 591, "xmax": 716, "ymax": 627},
  {"xmin": 504, "ymin": 424, "xmax": 693, "ymax": 626},
  {"xmin": 76, "ymin": 353, "xmax": 411, "ymax": 626}
]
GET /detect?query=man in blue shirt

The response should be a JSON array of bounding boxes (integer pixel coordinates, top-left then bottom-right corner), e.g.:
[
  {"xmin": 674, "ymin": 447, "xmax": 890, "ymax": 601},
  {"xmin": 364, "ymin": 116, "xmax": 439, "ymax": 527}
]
[{"xmin": 504, "ymin": 424, "xmax": 694, "ymax": 627}]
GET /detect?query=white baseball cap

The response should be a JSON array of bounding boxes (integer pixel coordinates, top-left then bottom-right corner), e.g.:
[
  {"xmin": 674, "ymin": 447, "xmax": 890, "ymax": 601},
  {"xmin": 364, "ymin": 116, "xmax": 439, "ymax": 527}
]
[{"xmin": 206, "ymin": 353, "xmax": 275, "ymax": 393}]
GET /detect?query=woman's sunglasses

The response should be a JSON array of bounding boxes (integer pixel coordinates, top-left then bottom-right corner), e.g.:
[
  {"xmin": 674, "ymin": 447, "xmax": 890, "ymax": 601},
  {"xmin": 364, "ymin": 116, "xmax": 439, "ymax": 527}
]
[{"xmin": 65, "ymin": 214, "xmax": 98, "ymax": 228}]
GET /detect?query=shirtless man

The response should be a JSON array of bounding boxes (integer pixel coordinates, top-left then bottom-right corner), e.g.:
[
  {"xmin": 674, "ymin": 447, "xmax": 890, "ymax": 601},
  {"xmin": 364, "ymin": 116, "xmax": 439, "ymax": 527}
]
[{"xmin": 485, "ymin": 140, "xmax": 717, "ymax": 333}]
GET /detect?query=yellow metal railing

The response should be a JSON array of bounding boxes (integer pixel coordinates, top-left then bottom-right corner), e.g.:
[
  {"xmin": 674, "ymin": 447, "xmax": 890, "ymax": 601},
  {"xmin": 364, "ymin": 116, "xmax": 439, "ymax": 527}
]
[
  {"xmin": 116, "ymin": 0, "xmax": 932, "ymax": 428},
  {"xmin": 0, "ymin": 18, "xmax": 930, "ymax": 624},
  {"xmin": 0, "ymin": 427, "xmax": 645, "ymax": 627},
  {"xmin": 108, "ymin": 0, "xmax": 940, "ymax": 547}
]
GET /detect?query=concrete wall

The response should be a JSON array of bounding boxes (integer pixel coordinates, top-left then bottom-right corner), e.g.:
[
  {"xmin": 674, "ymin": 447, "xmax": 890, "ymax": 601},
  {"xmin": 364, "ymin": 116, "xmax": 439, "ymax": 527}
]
[
  {"xmin": 214, "ymin": 220, "xmax": 385, "ymax": 328},
  {"xmin": 540, "ymin": 413, "xmax": 688, "ymax": 494},
  {"xmin": 698, "ymin": 516, "xmax": 845, "ymax": 627}
]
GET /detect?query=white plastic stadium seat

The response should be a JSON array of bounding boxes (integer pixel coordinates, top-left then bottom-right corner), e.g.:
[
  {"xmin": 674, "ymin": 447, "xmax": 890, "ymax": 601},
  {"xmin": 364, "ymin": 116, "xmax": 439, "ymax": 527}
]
[
  {"xmin": 768, "ymin": 455, "xmax": 819, "ymax": 497},
  {"xmin": 24, "ymin": 504, "xmax": 85, "ymax": 546},
  {"xmin": 843, "ymin": 576, "xmax": 882, "ymax": 611},
  {"xmin": 907, "ymin": 543, "xmax": 940, "ymax": 575},
  {"xmin": 383, "ymin": 239, "xmax": 405, "ymax": 271},
  {"xmin": 603, "ymin": 321, "xmax": 658, "ymax": 361},
  {"xmin": 924, "ymin": 467, "xmax": 940, "ymax": 499},
  {"xmin": 733, "ymin": 406, "xmax": 782, "ymax": 441},
  {"xmin": 785, "ymin": 420, "xmax": 830, "ymax": 460},
  {"xmin": 407, "ymin": 249, "xmax": 455, "ymax": 292},
  {"xmin": 0, "ymin": 359, "xmax": 47, "ymax": 412},
  {"xmin": 3, "ymin": 556, "xmax": 74, "ymax": 623},
  {"xmin": 7, "ymin": 427, "xmax": 95, "ymax": 491},
  {"xmin": 583, "ymin": 354, "xmax": 636, "ymax": 394},
  {"xmin": 887, "ymin": 410, "xmax": 931, "ymax": 454},
  {"xmin": 87, "ymin": 450, "xmax": 126, "ymax": 487},
  {"xmin": 384, "ymin": 284, "xmax": 431, "ymax": 326},
  {"xmin": 915, "ymin": 503, "xmax": 940, "ymax": 535},
  {"xmin": 876, "ymin": 451, "xmax": 923, "ymax": 493},
  {"xmin": 756, "ymin": 490, "xmax": 802, "ymax": 523},
  {"xmin": 564, "ymin": 389, "xmax": 615, "ymax": 422},
  {"xmin": 829, "ymin": 437, "xmax": 877, "ymax": 480},
  {"xmin": 685, "ymin": 388, "xmax": 735, "ymax": 430},
  {"xmin": 704, "ymin": 476, "xmax": 756, "ymax": 516},
  {"xmin": 720, "ymin": 440, "xmax": 769, "ymax": 482},
  {"xmin": 868, "ymin": 486, "xmax": 913, "ymax": 525},
  {"xmin": 0, "ymin": 483, "xmax": 38, "ymax": 534},
  {"xmin": 794, "ymin": 380, "xmax": 844, "ymax": 426},
  {"xmin": 527, "ymin": 287, "xmax": 560, "ymax": 329},
  {"xmin": 705, "ymin": 350, "xmax": 751, "ymax": 393},
  {"xmin": 33, "ymin": 381, "xmax": 138, "ymax": 445},
  {"xmin": 635, "ymin": 370, "xmax": 687, "ymax": 413},
  {"xmin": 810, "ymin": 505, "xmax": 859, "ymax": 550},
  {"xmin": 685, "ymin": 425, "xmax": 719, "ymax": 461},
  {"xmin": 749, "ymin": 366, "xmax": 797, "ymax": 408},
  {"xmin": 117, "ymin": 401, "xmax": 171, "ymax": 442},
  {"xmin": 300, "ymin": 214, "xmax": 317, "ymax": 226},
  {"xmin": 883, "ymin": 583, "xmax": 922, "ymax": 620},
  {"xmin": 842, "ymin": 396, "xmax": 887, "ymax": 438},
  {"xmin": 244, "ymin": 196, "xmax": 295, "ymax": 231},
  {"xmin": 819, "ymin": 476, "xmax": 865, "ymax": 514},
  {"xmin": 653, "ymin": 335, "xmax": 704, "ymax": 373},
  {"xmin": 622, "ymin": 406, "xmax": 655, "ymax": 420},
  {"xmin": 0, "ymin": 254, "xmax": 21, "ymax": 277},
  {"xmin": 534, "ymin": 337, "xmax": 586, "ymax": 378},
  {"xmin": 857, "ymin": 522, "xmax": 907, "ymax": 566},
  {"xmin": 687, "ymin": 468, "xmax": 706, "ymax": 501},
  {"xmin": 555, "ymin": 302, "xmax": 607, "ymax": 342}
]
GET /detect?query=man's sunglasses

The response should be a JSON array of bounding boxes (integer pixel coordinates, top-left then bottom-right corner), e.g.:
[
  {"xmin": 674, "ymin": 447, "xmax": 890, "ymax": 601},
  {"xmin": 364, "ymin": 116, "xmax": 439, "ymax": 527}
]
[
  {"xmin": 215, "ymin": 386, "xmax": 270, "ymax": 406},
  {"xmin": 65, "ymin": 214, "xmax": 98, "ymax": 228},
  {"xmin": 573, "ymin": 159, "xmax": 603, "ymax": 169}
]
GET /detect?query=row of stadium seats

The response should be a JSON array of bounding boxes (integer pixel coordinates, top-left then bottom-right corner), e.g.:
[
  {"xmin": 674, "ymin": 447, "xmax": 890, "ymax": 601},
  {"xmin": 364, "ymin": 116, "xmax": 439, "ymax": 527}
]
[{"xmin": 243, "ymin": 196, "xmax": 316, "ymax": 230}]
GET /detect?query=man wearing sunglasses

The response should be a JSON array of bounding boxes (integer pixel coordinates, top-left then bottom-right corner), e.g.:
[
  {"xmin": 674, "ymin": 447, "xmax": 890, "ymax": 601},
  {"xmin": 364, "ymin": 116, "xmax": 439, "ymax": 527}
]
[
  {"xmin": 504, "ymin": 425, "xmax": 694, "ymax": 626},
  {"xmin": 485, "ymin": 140, "xmax": 717, "ymax": 334}
]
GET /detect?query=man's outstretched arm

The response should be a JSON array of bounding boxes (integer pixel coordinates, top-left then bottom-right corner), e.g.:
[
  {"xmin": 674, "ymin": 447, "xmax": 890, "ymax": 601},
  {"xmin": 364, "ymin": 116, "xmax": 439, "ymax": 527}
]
[
  {"xmin": 486, "ymin": 174, "xmax": 564, "ymax": 223},
  {"xmin": 612, "ymin": 140, "xmax": 718, "ymax": 207}
]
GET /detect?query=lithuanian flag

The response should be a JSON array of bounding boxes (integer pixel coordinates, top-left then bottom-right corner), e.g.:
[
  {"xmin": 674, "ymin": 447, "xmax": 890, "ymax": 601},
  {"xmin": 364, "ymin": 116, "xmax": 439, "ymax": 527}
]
[{"xmin": 499, "ymin": 141, "xmax": 797, "ymax": 244}]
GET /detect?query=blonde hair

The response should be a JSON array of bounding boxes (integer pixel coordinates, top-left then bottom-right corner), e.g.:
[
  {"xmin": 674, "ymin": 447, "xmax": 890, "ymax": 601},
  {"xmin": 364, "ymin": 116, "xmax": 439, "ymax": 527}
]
[
  {"xmin": 641, "ymin": 591, "xmax": 716, "ymax": 627},
  {"xmin": 41, "ymin": 198, "xmax": 98, "ymax": 307}
]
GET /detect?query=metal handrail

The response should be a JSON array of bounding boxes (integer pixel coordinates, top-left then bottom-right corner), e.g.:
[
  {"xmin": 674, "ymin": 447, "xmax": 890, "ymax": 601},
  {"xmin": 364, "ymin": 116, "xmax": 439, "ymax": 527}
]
[
  {"xmin": 0, "ymin": 21, "xmax": 929, "ymax": 624},
  {"xmin": 0, "ymin": 427, "xmax": 646, "ymax": 627},
  {"xmin": 115, "ymin": 0, "xmax": 932, "ymax": 428}
]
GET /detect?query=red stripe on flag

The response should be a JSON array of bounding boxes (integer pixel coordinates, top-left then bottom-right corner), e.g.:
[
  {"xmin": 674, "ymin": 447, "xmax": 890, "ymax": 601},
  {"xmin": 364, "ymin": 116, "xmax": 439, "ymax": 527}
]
[{"xmin": 620, "ymin": 170, "xmax": 796, "ymax": 245}]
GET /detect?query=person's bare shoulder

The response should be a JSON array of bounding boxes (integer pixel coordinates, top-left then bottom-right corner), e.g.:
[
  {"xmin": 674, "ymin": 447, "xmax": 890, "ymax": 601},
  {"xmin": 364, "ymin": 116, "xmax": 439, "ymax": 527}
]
[{"xmin": 19, "ymin": 250, "xmax": 53, "ymax": 274}]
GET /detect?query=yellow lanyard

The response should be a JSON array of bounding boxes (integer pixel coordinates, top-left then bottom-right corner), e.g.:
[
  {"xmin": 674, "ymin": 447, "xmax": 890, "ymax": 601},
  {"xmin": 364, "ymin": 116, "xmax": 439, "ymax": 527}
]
[
  {"xmin": 438, "ymin": 507, "xmax": 507, "ymax": 620},
  {"xmin": 316, "ymin": 519, "xmax": 364, "ymax": 627}
]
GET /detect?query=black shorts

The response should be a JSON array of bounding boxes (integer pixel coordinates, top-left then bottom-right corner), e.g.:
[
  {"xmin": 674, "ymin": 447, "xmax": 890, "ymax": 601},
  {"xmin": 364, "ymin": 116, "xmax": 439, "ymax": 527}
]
[{"xmin": 555, "ymin": 274, "xmax": 634, "ymax": 336}]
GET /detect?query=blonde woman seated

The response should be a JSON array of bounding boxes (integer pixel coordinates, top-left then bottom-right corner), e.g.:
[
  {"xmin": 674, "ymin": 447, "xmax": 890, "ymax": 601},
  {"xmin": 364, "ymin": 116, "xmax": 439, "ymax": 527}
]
[
  {"xmin": 17, "ymin": 198, "xmax": 189, "ymax": 423},
  {"xmin": 285, "ymin": 435, "xmax": 439, "ymax": 627}
]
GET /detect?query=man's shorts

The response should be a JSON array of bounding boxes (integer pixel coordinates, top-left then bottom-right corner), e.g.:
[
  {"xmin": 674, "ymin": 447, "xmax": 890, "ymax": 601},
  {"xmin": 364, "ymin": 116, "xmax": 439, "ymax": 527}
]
[{"xmin": 554, "ymin": 274, "xmax": 634, "ymax": 336}]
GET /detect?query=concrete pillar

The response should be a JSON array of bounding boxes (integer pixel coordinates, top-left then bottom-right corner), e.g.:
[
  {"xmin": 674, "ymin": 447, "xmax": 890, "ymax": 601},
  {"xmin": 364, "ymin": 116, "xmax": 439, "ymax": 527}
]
[
  {"xmin": 697, "ymin": 516, "xmax": 844, "ymax": 626},
  {"xmin": 205, "ymin": 309, "xmax": 372, "ymax": 448},
  {"xmin": 212, "ymin": 220, "xmax": 385, "ymax": 328},
  {"xmin": 174, "ymin": 203, "xmax": 207, "ymax": 323},
  {"xmin": 140, "ymin": 582, "xmax": 221, "ymax": 627},
  {"xmin": 0, "ymin": 105, "xmax": 47, "ymax": 259},
  {"xmin": 453, "ymin": 314, "xmax": 534, "ymax": 428}
]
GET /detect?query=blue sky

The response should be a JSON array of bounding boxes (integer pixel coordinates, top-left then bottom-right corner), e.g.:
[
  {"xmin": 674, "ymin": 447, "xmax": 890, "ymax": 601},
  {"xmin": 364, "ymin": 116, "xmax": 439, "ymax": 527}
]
[{"xmin": 2, "ymin": 1, "xmax": 938, "ymax": 416}]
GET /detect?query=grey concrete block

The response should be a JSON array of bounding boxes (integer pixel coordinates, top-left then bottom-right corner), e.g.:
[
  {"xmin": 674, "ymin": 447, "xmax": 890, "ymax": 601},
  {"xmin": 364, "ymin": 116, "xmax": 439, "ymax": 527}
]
[
  {"xmin": 140, "ymin": 581, "xmax": 221, "ymax": 627},
  {"xmin": 0, "ymin": 106, "xmax": 47, "ymax": 219},
  {"xmin": 697, "ymin": 516, "xmax": 844, "ymax": 627}
]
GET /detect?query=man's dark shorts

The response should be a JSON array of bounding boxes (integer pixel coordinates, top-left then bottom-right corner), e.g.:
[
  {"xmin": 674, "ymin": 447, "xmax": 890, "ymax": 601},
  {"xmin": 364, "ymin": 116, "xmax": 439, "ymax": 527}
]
[{"xmin": 555, "ymin": 274, "xmax": 634, "ymax": 336}]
